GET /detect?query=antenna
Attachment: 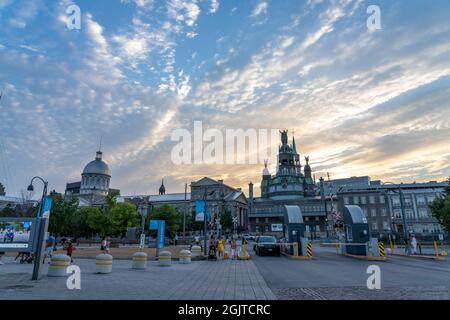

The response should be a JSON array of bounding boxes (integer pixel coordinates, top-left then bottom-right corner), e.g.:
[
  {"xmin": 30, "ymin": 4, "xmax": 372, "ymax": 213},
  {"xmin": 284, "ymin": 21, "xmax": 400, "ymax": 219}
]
[{"xmin": 99, "ymin": 136, "xmax": 102, "ymax": 152}]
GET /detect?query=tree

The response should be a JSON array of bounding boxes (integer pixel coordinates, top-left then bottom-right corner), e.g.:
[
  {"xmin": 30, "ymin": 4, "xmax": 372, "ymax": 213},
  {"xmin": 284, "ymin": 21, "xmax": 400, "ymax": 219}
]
[
  {"xmin": 220, "ymin": 210, "xmax": 233, "ymax": 232},
  {"xmin": 110, "ymin": 202, "xmax": 139, "ymax": 237},
  {"xmin": 48, "ymin": 197, "xmax": 79, "ymax": 236},
  {"xmin": 429, "ymin": 195, "xmax": 450, "ymax": 232},
  {"xmin": 86, "ymin": 207, "xmax": 110, "ymax": 237},
  {"xmin": 147, "ymin": 204, "xmax": 182, "ymax": 238}
]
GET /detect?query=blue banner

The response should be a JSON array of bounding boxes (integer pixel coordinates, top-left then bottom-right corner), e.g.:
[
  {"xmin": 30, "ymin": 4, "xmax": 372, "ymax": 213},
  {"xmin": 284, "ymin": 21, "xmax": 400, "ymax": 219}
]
[
  {"xmin": 149, "ymin": 220, "xmax": 158, "ymax": 230},
  {"xmin": 195, "ymin": 200, "xmax": 205, "ymax": 222},
  {"xmin": 38, "ymin": 196, "xmax": 52, "ymax": 218},
  {"xmin": 157, "ymin": 220, "xmax": 165, "ymax": 249}
]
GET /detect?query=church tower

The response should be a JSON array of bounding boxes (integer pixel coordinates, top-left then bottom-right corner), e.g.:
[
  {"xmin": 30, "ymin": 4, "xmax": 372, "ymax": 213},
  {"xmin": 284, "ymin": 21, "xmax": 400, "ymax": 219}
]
[{"xmin": 159, "ymin": 179, "xmax": 166, "ymax": 195}]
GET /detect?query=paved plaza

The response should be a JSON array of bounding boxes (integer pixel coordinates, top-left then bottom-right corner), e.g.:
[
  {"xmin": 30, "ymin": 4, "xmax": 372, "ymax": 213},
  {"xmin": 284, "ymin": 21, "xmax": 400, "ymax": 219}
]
[{"xmin": 1, "ymin": 244, "xmax": 449, "ymax": 300}]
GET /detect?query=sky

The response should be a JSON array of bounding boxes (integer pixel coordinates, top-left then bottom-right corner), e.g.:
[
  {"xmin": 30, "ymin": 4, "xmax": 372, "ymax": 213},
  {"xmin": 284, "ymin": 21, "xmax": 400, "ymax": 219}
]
[{"xmin": 0, "ymin": 0, "xmax": 450, "ymax": 198}]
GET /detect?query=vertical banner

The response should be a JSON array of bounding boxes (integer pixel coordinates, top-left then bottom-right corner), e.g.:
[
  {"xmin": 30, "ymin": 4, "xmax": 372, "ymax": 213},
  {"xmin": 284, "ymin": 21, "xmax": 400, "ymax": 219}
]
[
  {"xmin": 157, "ymin": 220, "xmax": 165, "ymax": 249},
  {"xmin": 41, "ymin": 196, "xmax": 52, "ymax": 218},
  {"xmin": 195, "ymin": 200, "xmax": 205, "ymax": 222}
]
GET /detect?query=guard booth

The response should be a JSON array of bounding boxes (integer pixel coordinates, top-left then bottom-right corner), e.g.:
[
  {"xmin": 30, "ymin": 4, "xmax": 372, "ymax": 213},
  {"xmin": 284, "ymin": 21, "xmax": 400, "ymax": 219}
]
[
  {"xmin": 342, "ymin": 205, "xmax": 370, "ymax": 256},
  {"xmin": 283, "ymin": 205, "xmax": 306, "ymax": 256}
]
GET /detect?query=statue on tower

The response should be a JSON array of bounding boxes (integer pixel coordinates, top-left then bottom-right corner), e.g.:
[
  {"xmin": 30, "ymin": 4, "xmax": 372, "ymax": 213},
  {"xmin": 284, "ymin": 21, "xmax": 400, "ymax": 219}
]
[
  {"xmin": 305, "ymin": 156, "xmax": 310, "ymax": 166},
  {"xmin": 280, "ymin": 130, "xmax": 288, "ymax": 146}
]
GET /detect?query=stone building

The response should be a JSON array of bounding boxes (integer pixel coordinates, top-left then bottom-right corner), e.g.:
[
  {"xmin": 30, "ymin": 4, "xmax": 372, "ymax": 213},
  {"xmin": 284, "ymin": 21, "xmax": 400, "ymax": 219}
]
[{"xmin": 248, "ymin": 130, "xmax": 328, "ymax": 238}]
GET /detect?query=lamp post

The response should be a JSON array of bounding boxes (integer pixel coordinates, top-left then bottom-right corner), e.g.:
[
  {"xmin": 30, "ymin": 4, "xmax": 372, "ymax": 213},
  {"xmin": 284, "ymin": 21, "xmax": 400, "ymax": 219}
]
[
  {"xmin": 383, "ymin": 182, "xmax": 411, "ymax": 255},
  {"xmin": 27, "ymin": 176, "xmax": 49, "ymax": 280},
  {"xmin": 203, "ymin": 188, "xmax": 216, "ymax": 255}
]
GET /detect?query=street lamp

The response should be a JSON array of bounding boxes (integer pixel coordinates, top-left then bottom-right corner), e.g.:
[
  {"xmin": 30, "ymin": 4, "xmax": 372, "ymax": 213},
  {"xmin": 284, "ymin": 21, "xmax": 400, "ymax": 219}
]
[
  {"xmin": 383, "ymin": 182, "xmax": 411, "ymax": 255},
  {"xmin": 27, "ymin": 176, "xmax": 48, "ymax": 210},
  {"xmin": 203, "ymin": 188, "xmax": 216, "ymax": 255}
]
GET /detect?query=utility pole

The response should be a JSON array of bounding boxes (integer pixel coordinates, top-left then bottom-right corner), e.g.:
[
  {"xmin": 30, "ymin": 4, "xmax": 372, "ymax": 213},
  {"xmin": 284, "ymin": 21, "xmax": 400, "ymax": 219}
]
[{"xmin": 183, "ymin": 183, "xmax": 187, "ymax": 244}]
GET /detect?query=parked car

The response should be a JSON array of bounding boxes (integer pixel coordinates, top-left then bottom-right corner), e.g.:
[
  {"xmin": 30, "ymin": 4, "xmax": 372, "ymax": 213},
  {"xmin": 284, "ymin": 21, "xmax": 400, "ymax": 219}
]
[
  {"xmin": 254, "ymin": 236, "xmax": 280, "ymax": 256},
  {"xmin": 243, "ymin": 234, "xmax": 255, "ymax": 241}
]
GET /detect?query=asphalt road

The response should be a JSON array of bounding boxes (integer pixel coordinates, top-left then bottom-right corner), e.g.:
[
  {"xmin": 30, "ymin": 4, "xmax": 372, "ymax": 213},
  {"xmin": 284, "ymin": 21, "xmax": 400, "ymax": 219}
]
[{"xmin": 248, "ymin": 243, "xmax": 450, "ymax": 299}]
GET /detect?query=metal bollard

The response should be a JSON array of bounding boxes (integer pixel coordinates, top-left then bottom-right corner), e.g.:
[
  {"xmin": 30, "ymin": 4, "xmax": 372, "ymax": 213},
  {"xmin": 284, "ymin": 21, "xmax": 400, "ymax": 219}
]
[
  {"xmin": 132, "ymin": 251, "xmax": 148, "ymax": 270},
  {"xmin": 158, "ymin": 251, "xmax": 172, "ymax": 266},
  {"xmin": 179, "ymin": 250, "xmax": 192, "ymax": 264},
  {"xmin": 96, "ymin": 254, "xmax": 113, "ymax": 274},
  {"xmin": 191, "ymin": 245, "xmax": 201, "ymax": 258},
  {"xmin": 48, "ymin": 254, "xmax": 71, "ymax": 277}
]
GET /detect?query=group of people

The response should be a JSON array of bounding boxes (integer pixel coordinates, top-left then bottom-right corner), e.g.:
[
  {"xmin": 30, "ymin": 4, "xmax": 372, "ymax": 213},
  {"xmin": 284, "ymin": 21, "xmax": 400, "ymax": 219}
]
[{"xmin": 207, "ymin": 235, "xmax": 240, "ymax": 260}]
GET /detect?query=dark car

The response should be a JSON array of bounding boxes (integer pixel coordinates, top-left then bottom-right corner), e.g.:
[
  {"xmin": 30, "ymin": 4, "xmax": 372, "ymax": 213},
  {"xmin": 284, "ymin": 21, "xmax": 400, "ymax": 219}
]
[{"xmin": 254, "ymin": 236, "xmax": 280, "ymax": 256}]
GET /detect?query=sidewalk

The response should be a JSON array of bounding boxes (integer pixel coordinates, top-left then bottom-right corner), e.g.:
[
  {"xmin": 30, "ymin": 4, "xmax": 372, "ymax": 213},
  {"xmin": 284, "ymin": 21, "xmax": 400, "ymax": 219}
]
[{"xmin": 0, "ymin": 256, "xmax": 276, "ymax": 300}]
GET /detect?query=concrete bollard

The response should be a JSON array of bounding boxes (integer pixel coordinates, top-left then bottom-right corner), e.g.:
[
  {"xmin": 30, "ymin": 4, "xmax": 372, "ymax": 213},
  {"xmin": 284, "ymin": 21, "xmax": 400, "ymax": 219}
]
[
  {"xmin": 96, "ymin": 254, "xmax": 113, "ymax": 274},
  {"xmin": 158, "ymin": 251, "xmax": 172, "ymax": 266},
  {"xmin": 179, "ymin": 250, "xmax": 191, "ymax": 264},
  {"xmin": 191, "ymin": 245, "xmax": 201, "ymax": 257},
  {"xmin": 132, "ymin": 251, "xmax": 148, "ymax": 270},
  {"xmin": 47, "ymin": 254, "xmax": 71, "ymax": 277}
]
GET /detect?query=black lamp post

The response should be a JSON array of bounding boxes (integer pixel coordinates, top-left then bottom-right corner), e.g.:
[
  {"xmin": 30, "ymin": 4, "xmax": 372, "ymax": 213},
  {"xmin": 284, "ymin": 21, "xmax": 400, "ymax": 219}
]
[
  {"xmin": 203, "ymin": 188, "xmax": 216, "ymax": 255},
  {"xmin": 27, "ymin": 176, "xmax": 48, "ymax": 212}
]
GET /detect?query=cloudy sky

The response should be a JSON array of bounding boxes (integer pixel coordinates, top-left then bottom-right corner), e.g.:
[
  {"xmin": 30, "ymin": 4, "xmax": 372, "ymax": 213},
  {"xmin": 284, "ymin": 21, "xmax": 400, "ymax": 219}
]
[{"xmin": 0, "ymin": 0, "xmax": 449, "ymax": 198}]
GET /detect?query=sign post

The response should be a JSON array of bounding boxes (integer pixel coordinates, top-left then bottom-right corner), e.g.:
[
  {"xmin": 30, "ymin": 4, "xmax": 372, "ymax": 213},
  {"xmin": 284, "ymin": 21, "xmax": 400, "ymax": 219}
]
[{"xmin": 32, "ymin": 196, "xmax": 52, "ymax": 280}]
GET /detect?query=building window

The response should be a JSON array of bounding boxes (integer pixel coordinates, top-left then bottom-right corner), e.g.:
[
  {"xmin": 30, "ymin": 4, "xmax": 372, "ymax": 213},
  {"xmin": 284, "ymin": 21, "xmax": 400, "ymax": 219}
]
[
  {"xmin": 344, "ymin": 197, "xmax": 349, "ymax": 205},
  {"xmin": 255, "ymin": 226, "xmax": 260, "ymax": 233},
  {"xmin": 383, "ymin": 221, "xmax": 390, "ymax": 230},
  {"xmin": 353, "ymin": 196, "xmax": 359, "ymax": 205},
  {"xmin": 371, "ymin": 208, "xmax": 377, "ymax": 217},
  {"xmin": 405, "ymin": 209, "xmax": 414, "ymax": 219},
  {"xmin": 381, "ymin": 208, "xmax": 387, "ymax": 216},
  {"xmin": 265, "ymin": 225, "xmax": 269, "ymax": 232},
  {"xmin": 265, "ymin": 217, "xmax": 269, "ymax": 223},
  {"xmin": 369, "ymin": 196, "xmax": 375, "ymax": 204},
  {"xmin": 255, "ymin": 218, "xmax": 259, "ymax": 223},
  {"xmin": 305, "ymin": 217, "xmax": 309, "ymax": 221},
  {"xmin": 418, "ymin": 208, "xmax": 428, "ymax": 218},
  {"xmin": 379, "ymin": 196, "xmax": 385, "ymax": 204},
  {"xmin": 404, "ymin": 198, "xmax": 412, "ymax": 206},
  {"xmin": 392, "ymin": 196, "xmax": 400, "ymax": 207},
  {"xmin": 361, "ymin": 196, "xmax": 367, "ymax": 204},
  {"xmin": 371, "ymin": 222, "xmax": 378, "ymax": 230},
  {"xmin": 315, "ymin": 216, "xmax": 319, "ymax": 221},
  {"xmin": 393, "ymin": 209, "xmax": 401, "ymax": 218},
  {"xmin": 427, "ymin": 195, "xmax": 436, "ymax": 203},
  {"xmin": 416, "ymin": 196, "xmax": 426, "ymax": 206}
]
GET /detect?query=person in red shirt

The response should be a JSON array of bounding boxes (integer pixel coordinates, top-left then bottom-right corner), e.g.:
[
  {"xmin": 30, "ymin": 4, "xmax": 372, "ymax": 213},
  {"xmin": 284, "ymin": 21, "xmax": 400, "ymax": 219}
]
[
  {"xmin": 66, "ymin": 241, "xmax": 74, "ymax": 263},
  {"xmin": 231, "ymin": 239, "xmax": 237, "ymax": 260}
]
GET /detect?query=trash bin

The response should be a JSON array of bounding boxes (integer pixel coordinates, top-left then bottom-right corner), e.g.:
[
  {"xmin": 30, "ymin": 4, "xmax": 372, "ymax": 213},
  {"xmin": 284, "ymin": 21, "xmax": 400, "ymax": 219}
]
[
  {"xmin": 96, "ymin": 254, "xmax": 113, "ymax": 274},
  {"xmin": 191, "ymin": 245, "xmax": 201, "ymax": 257},
  {"xmin": 132, "ymin": 251, "xmax": 148, "ymax": 269},
  {"xmin": 48, "ymin": 254, "xmax": 71, "ymax": 277}
]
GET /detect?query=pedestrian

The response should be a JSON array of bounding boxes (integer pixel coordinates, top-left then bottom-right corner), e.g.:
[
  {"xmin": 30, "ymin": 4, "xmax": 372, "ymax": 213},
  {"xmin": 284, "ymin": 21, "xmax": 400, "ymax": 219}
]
[
  {"xmin": 66, "ymin": 241, "xmax": 74, "ymax": 263},
  {"xmin": 217, "ymin": 237, "xmax": 224, "ymax": 259},
  {"xmin": 410, "ymin": 235, "xmax": 418, "ymax": 255},
  {"xmin": 101, "ymin": 236, "xmax": 107, "ymax": 253},
  {"xmin": 195, "ymin": 235, "xmax": 200, "ymax": 246},
  {"xmin": 43, "ymin": 234, "xmax": 56, "ymax": 264},
  {"xmin": 231, "ymin": 239, "xmax": 237, "ymax": 260},
  {"xmin": 174, "ymin": 233, "xmax": 179, "ymax": 246},
  {"xmin": 0, "ymin": 251, "xmax": 4, "ymax": 265},
  {"xmin": 106, "ymin": 236, "xmax": 111, "ymax": 254}
]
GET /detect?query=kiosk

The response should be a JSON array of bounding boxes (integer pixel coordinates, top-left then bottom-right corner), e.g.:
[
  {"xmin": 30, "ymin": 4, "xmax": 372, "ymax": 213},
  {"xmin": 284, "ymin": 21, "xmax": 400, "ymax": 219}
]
[
  {"xmin": 342, "ymin": 205, "xmax": 370, "ymax": 256},
  {"xmin": 283, "ymin": 205, "xmax": 307, "ymax": 256}
]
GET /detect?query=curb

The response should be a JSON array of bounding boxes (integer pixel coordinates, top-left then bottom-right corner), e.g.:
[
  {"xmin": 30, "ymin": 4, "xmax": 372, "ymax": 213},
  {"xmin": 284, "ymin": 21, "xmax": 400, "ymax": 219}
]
[
  {"xmin": 343, "ymin": 253, "xmax": 387, "ymax": 261},
  {"xmin": 281, "ymin": 252, "xmax": 313, "ymax": 260},
  {"xmin": 389, "ymin": 253, "xmax": 445, "ymax": 261}
]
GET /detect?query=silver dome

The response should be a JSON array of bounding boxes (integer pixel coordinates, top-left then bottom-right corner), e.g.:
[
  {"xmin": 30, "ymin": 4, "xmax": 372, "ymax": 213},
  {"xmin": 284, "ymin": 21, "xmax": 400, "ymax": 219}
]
[{"xmin": 82, "ymin": 151, "xmax": 111, "ymax": 176}]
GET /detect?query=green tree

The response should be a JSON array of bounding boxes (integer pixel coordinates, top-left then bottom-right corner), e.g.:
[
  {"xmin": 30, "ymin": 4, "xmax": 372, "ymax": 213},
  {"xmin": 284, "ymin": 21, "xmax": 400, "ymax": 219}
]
[
  {"xmin": 429, "ymin": 195, "xmax": 450, "ymax": 232},
  {"xmin": 220, "ymin": 210, "xmax": 233, "ymax": 231},
  {"xmin": 110, "ymin": 202, "xmax": 139, "ymax": 237},
  {"xmin": 48, "ymin": 197, "xmax": 79, "ymax": 236},
  {"xmin": 147, "ymin": 204, "xmax": 182, "ymax": 238},
  {"xmin": 86, "ymin": 207, "xmax": 111, "ymax": 237}
]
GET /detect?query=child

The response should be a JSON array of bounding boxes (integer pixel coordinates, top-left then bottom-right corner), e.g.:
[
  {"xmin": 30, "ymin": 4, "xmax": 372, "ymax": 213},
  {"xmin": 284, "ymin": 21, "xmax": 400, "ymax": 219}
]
[
  {"xmin": 217, "ymin": 238, "xmax": 224, "ymax": 259},
  {"xmin": 66, "ymin": 241, "xmax": 74, "ymax": 263},
  {"xmin": 231, "ymin": 239, "xmax": 237, "ymax": 260}
]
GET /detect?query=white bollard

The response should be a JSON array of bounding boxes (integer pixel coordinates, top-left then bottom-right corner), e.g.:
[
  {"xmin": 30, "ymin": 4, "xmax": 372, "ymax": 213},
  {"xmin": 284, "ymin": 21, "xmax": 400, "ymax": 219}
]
[
  {"xmin": 179, "ymin": 250, "xmax": 192, "ymax": 264},
  {"xmin": 191, "ymin": 245, "xmax": 201, "ymax": 258},
  {"xmin": 158, "ymin": 251, "xmax": 171, "ymax": 266},
  {"xmin": 47, "ymin": 254, "xmax": 71, "ymax": 277},
  {"xmin": 132, "ymin": 251, "xmax": 148, "ymax": 269},
  {"xmin": 96, "ymin": 254, "xmax": 113, "ymax": 274}
]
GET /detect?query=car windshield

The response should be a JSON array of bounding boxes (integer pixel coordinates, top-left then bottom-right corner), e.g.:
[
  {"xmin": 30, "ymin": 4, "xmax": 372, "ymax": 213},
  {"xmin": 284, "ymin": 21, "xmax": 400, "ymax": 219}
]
[{"xmin": 258, "ymin": 236, "xmax": 276, "ymax": 243}]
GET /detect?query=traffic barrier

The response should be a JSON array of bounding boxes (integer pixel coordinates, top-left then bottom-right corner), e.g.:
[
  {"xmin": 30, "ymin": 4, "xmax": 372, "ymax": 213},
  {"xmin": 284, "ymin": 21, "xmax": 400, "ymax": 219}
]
[
  {"xmin": 378, "ymin": 242, "xmax": 385, "ymax": 257},
  {"xmin": 306, "ymin": 241, "xmax": 313, "ymax": 258},
  {"xmin": 96, "ymin": 254, "xmax": 113, "ymax": 274},
  {"xmin": 48, "ymin": 254, "xmax": 71, "ymax": 277},
  {"xmin": 158, "ymin": 251, "xmax": 172, "ymax": 266},
  {"xmin": 179, "ymin": 250, "xmax": 191, "ymax": 264},
  {"xmin": 434, "ymin": 241, "xmax": 439, "ymax": 257},
  {"xmin": 191, "ymin": 245, "xmax": 202, "ymax": 257},
  {"xmin": 132, "ymin": 251, "xmax": 148, "ymax": 269}
]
